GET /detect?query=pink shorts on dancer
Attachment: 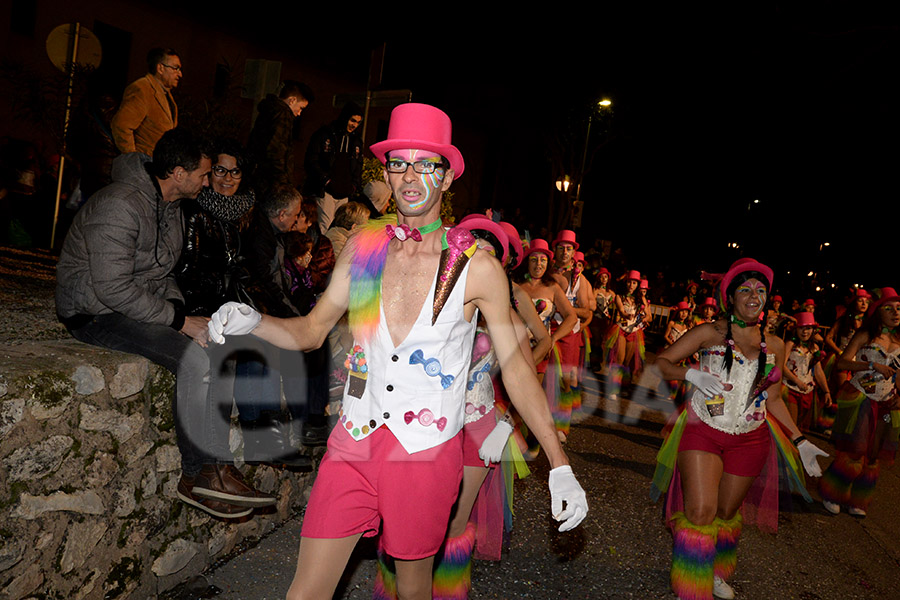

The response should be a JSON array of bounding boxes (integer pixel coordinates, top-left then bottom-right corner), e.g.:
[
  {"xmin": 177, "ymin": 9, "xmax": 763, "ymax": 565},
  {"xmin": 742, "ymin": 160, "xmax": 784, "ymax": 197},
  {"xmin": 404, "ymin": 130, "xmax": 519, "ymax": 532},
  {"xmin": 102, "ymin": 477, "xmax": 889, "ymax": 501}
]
[
  {"xmin": 462, "ymin": 408, "xmax": 499, "ymax": 468},
  {"xmin": 679, "ymin": 411, "xmax": 770, "ymax": 477},
  {"xmin": 301, "ymin": 425, "xmax": 464, "ymax": 559}
]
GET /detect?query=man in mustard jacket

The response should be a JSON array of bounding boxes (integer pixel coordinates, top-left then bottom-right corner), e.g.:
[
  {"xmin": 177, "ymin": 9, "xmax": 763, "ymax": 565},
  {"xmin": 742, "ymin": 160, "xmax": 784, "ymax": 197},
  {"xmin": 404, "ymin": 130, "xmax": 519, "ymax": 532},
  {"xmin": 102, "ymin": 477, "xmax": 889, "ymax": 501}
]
[{"xmin": 111, "ymin": 48, "xmax": 181, "ymax": 156}]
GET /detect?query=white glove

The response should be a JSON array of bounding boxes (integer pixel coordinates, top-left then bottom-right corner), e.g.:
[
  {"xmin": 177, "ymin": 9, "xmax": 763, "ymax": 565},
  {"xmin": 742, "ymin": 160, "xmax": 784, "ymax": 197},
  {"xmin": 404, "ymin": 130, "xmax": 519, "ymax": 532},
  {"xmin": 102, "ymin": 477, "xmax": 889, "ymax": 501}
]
[
  {"xmin": 797, "ymin": 439, "xmax": 828, "ymax": 477},
  {"xmin": 548, "ymin": 465, "xmax": 588, "ymax": 532},
  {"xmin": 208, "ymin": 302, "xmax": 261, "ymax": 344},
  {"xmin": 478, "ymin": 420, "xmax": 513, "ymax": 467},
  {"xmin": 685, "ymin": 368, "xmax": 725, "ymax": 398}
]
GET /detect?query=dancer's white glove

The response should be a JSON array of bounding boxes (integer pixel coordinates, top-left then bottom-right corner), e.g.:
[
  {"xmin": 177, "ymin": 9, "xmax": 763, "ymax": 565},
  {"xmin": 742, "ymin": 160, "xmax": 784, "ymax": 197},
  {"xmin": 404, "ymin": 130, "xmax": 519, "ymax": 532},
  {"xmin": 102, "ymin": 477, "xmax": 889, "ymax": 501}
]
[
  {"xmin": 685, "ymin": 369, "xmax": 725, "ymax": 397},
  {"xmin": 208, "ymin": 302, "xmax": 261, "ymax": 344},
  {"xmin": 548, "ymin": 465, "xmax": 588, "ymax": 532},
  {"xmin": 797, "ymin": 439, "xmax": 828, "ymax": 477},
  {"xmin": 478, "ymin": 420, "xmax": 513, "ymax": 467}
]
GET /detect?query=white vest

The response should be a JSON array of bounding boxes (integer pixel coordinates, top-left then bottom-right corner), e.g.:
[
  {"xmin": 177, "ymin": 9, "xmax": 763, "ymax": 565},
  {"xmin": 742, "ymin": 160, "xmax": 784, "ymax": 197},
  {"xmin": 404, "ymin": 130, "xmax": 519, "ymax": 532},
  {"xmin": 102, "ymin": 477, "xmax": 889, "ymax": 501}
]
[{"xmin": 339, "ymin": 261, "xmax": 476, "ymax": 454}]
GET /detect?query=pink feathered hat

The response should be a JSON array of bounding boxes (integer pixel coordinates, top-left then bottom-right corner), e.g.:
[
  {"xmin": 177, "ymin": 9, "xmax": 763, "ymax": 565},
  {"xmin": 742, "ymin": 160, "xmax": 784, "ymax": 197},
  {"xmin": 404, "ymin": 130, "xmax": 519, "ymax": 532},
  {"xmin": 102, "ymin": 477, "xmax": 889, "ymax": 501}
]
[
  {"xmin": 458, "ymin": 214, "xmax": 509, "ymax": 267},
  {"xmin": 370, "ymin": 103, "xmax": 465, "ymax": 178}
]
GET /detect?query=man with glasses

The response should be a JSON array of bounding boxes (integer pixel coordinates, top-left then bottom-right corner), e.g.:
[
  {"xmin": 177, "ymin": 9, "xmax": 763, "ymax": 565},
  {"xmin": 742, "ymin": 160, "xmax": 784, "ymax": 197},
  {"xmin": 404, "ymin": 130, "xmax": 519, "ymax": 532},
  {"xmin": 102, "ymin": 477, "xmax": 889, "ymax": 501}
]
[
  {"xmin": 209, "ymin": 104, "xmax": 588, "ymax": 599},
  {"xmin": 111, "ymin": 48, "xmax": 182, "ymax": 156}
]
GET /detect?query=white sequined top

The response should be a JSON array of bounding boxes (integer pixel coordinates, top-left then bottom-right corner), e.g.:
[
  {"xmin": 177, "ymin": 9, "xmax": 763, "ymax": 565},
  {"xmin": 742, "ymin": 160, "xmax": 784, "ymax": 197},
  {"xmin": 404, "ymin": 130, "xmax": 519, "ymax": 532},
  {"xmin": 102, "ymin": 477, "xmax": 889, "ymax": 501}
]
[{"xmin": 690, "ymin": 345, "xmax": 775, "ymax": 434}]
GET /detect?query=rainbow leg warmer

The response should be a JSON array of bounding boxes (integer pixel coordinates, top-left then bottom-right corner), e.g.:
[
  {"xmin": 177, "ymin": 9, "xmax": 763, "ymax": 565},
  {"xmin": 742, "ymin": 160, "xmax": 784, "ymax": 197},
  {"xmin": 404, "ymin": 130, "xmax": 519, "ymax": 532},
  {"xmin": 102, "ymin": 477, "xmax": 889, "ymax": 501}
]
[
  {"xmin": 820, "ymin": 452, "xmax": 863, "ymax": 506},
  {"xmin": 849, "ymin": 461, "xmax": 880, "ymax": 511},
  {"xmin": 432, "ymin": 522, "xmax": 476, "ymax": 600},
  {"xmin": 670, "ymin": 512, "xmax": 717, "ymax": 600},
  {"xmin": 372, "ymin": 539, "xmax": 397, "ymax": 600},
  {"xmin": 713, "ymin": 513, "xmax": 742, "ymax": 582},
  {"xmin": 554, "ymin": 388, "xmax": 577, "ymax": 435}
]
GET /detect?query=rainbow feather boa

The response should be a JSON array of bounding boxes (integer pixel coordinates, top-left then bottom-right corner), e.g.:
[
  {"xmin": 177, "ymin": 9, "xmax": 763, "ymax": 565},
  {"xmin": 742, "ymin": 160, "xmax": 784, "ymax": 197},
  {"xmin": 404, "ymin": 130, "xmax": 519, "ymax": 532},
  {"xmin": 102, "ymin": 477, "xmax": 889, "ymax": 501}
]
[{"xmin": 347, "ymin": 214, "xmax": 398, "ymax": 343}]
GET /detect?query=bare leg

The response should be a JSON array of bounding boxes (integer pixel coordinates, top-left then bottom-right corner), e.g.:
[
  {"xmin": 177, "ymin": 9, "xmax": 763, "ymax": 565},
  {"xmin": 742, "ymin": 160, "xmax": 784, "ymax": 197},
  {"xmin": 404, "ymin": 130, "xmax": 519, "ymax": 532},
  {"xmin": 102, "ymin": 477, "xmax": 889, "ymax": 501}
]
[
  {"xmin": 395, "ymin": 555, "xmax": 436, "ymax": 600},
  {"xmin": 285, "ymin": 534, "xmax": 361, "ymax": 600},
  {"xmin": 677, "ymin": 449, "xmax": 724, "ymax": 526},
  {"xmin": 447, "ymin": 466, "xmax": 490, "ymax": 538},
  {"xmin": 717, "ymin": 472, "xmax": 756, "ymax": 520}
]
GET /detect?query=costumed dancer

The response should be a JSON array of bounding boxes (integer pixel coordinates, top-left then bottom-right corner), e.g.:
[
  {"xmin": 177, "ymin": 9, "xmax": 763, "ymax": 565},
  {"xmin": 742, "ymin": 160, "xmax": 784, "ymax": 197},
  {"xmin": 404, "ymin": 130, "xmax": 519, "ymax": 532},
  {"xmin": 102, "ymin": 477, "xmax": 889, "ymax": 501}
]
[
  {"xmin": 684, "ymin": 280, "xmax": 700, "ymax": 316},
  {"xmin": 515, "ymin": 239, "xmax": 578, "ymax": 444},
  {"xmin": 210, "ymin": 103, "xmax": 588, "ymax": 600},
  {"xmin": 764, "ymin": 295, "xmax": 787, "ymax": 335},
  {"xmin": 821, "ymin": 289, "xmax": 871, "ymax": 432},
  {"xmin": 572, "ymin": 251, "xmax": 594, "ymax": 391},
  {"xmin": 603, "ymin": 270, "xmax": 647, "ymax": 402},
  {"xmin": 591, "ymin": 267, "xmax": 616, "ymax": 373},
  {"xmin": 664, "ymin": 301, "xmax": 692, "ymax": 405},
  {"xmin": 651, "ymin": 258, "xmax": 827, "ymax": 600},
  {"xmin": 782, "ymin": 312, "xmax": 830, "ymax": 432},
  {"xmin": 820, "ymin": 287, "xmax": 900, "ymax": 518},
  {"xmin": 694, "ymin": 296, "xmax": 719, "ymax": 327},
  {"xmin": 550, "ymin": 230, "xmax": 594, "ymax": 440}
]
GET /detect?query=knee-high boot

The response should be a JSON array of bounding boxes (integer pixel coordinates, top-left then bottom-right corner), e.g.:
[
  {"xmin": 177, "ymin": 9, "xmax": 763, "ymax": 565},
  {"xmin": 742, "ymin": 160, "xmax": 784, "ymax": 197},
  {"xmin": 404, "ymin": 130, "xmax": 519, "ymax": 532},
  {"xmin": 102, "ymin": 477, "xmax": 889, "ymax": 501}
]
[
  {"xmin": 670, "ymin": 512, "xmax": 717, "ymax": 600},
  {"xmin": 849, "ymin": 460, "xmax": 880, "ymax": 511},
  {"xmin": 372, "ymin": 539, "xmax": 397, "ymax": 600},
  {"xmin": 432, "ymin": 522, "xmax": 476, "ymax": 600},
  {"xmin": 820, "ymin": 452, "xmax": 864, "ymax": 506},
  {"xmin": 713, "ymin": 513, "xmax": 742, "ymax": 582}
]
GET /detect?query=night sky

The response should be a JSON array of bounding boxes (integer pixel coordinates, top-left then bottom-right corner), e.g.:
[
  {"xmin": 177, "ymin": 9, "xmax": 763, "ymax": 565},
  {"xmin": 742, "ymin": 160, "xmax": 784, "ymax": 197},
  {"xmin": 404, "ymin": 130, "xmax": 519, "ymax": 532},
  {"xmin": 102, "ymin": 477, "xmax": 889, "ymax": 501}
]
[{"xmin": 152, "ymin": 5, "xmax": 900, "ymax": 294}]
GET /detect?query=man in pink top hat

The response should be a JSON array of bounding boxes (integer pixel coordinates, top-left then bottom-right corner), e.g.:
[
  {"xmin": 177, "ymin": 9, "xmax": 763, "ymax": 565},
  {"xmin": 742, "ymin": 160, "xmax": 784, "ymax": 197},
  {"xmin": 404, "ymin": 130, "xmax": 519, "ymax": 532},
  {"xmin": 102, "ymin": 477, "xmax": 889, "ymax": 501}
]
[{"xmin": 209, "ymin": 103, "xmax": 587, "ymax": 600}]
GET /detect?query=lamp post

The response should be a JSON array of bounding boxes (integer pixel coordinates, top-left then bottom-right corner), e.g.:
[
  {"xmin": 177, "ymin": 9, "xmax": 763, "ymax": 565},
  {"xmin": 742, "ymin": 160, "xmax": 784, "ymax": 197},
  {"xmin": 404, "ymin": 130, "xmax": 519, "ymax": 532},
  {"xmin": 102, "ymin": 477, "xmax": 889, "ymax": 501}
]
[{"xmin": 576, "ymin": 98, "xmax": 612, "ymax": 206}]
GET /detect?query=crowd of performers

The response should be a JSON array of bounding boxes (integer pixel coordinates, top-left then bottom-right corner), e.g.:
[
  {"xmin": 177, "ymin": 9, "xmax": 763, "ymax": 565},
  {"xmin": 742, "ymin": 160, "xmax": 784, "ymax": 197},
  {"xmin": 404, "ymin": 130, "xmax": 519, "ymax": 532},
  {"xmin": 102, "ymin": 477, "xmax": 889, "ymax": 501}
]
[{"xmin": 385, "ymin": 224, "xmax": 898, "ymax": 600}]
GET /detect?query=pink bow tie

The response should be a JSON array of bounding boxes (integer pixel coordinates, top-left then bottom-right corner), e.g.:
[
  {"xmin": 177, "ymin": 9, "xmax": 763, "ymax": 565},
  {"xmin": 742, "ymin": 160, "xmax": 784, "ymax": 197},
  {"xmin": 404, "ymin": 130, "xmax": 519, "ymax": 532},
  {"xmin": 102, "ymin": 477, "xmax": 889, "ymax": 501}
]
[{"xmin": 385, "ymin": 223, "xmax": 423, "ymax": 242}]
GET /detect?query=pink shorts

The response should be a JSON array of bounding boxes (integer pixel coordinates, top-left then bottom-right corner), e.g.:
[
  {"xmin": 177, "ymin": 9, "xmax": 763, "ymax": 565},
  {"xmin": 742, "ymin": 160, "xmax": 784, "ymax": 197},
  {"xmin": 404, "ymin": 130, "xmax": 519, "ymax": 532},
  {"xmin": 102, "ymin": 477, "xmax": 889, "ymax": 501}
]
[
  {"xmin": 556, "ymin": 331, "xmax": 584, "ymax": 370},
  {"xmin": 462, "ymin": 408, "xmax": 499, "ymax": 467},
  {"xmin": 679, "ymin": 409, "xmax": 771, "ymax": 477},
  {"xmin": 301, "ymin": 425, "xmax": 463, "ymax": 559}
]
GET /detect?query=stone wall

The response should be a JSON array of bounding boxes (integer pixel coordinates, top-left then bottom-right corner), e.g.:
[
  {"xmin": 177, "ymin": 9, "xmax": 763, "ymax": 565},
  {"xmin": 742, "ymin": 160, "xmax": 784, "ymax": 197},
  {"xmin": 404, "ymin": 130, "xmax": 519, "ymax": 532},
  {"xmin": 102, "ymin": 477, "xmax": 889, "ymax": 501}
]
[{"xmin": 0, "ymin": 340, "xmax": 316, "ymax": 599}]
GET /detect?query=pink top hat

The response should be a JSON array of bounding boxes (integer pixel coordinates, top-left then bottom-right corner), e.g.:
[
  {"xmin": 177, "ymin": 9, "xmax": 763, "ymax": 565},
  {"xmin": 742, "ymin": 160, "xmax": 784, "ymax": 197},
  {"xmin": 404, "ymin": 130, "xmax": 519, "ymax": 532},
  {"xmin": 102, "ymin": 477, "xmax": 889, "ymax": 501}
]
[
  {"xmin": 700, "ymin": 297, "xmax": 718, "ymax": 309},
  {"xmin": 855, "ymin": 288, "xmax": 872, "ymax": 299},
  {"xmin": 597, "ymin": 267, "xmax": 611, "ymax": 277},
  {"xmin": 639, "ymin": 279, "xmax": 649, "ymax": 290},
  {"xmin": 672, "ymin": 301, "xmax": 691, "ymax": 312},
  {"xmin": 712, "ymin": 258, "xmax": 774, "ymax": 312},
  {"xmin": 458, "ymin": 214, "xmax": 509, "ymax": 266},
  {"xmin": 625, "ymin": 270, "xmax": 641, "ymax": 282},
  {"xmin": 771, "ymin": 295, "xmax": 783, "ymax": 303},
  {"xmin": 499, "ymin": 222, "xmax": 524, "ymax": 269},
  {"xmin": 525, "ymin": 238, "xmax": 553, "ymax": 260},
  {"xmin": 794, "ymin": 312, "xmax": 817, "ymax": 328},
  {"xmin": 803, "ymin": 298, "xmax": 816, "ymax": 307},
  {"xmin": 551, "ymin": 229, "xmax": 579, "ymax": 250},
  {"xmin": 573, "ymin": 251, "xmax": 586, "ymax": 264},
  {"xmin": 867, "ymin": 287, "xmax": 900, "ymax": 317},
  {"xmin": 370, "ymin": 103, "xmax": 465, "ymax": 178}
]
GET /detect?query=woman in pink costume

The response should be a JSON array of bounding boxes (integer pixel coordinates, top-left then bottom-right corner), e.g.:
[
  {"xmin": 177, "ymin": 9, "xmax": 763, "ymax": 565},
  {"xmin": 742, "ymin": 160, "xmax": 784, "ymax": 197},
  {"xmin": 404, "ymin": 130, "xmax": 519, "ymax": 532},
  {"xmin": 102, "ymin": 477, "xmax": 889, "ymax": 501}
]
[
  {"xmin": 820, "ymin": 287, "xmax": 900, "ymax": 518},
  {"xmin": 515, "ymin": 239, "xmax": 577, "ymax": 442},
  {"xmin": 651, "ymin": 258, "xmax": 827, "ymax": 600},
  {"xmin": 782, "ymin": 312, "xmax": 831, "ymax": 432},
  {"xmin": 603, "ymin": 270, "xmax": 648, "ymax": 400}
]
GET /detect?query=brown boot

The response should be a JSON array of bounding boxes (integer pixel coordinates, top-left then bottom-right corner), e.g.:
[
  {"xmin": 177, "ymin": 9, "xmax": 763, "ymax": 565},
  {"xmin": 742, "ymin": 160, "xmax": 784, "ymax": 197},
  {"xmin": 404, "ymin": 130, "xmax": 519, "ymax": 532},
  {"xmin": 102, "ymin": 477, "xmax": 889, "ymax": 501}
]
[
  {"xmin": 177, "ymin": 473, "xmax": 253, "ymax": 519},
  {"xmin": 191, "ymin": 464, "xmax": 277, "ymax": 507}
]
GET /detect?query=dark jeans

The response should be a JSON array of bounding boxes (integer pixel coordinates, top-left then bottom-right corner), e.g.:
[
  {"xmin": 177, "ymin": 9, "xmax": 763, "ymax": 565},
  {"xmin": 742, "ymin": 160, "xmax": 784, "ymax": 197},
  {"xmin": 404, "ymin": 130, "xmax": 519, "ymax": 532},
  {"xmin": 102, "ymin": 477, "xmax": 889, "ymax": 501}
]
[{"xmin": 69, "ymin": 313, "xmax": 213, "ymax": 476}]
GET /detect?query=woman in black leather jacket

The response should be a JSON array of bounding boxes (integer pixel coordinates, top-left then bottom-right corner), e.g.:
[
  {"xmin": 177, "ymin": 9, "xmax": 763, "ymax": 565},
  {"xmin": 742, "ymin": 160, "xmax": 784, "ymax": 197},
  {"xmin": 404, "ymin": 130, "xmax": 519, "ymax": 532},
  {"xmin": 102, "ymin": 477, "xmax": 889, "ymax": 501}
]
[{"xmin": 176, "ymin": 139, "xmax": 254, "ymax": 315}]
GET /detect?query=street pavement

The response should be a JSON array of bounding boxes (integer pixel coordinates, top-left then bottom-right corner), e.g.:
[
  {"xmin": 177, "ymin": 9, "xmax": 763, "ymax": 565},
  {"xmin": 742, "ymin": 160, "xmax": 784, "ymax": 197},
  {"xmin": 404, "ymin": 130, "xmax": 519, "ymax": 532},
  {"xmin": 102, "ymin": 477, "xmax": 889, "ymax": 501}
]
[{"xmin": 194, "ymin": 370, "xmax": 900, "ymax": 600}]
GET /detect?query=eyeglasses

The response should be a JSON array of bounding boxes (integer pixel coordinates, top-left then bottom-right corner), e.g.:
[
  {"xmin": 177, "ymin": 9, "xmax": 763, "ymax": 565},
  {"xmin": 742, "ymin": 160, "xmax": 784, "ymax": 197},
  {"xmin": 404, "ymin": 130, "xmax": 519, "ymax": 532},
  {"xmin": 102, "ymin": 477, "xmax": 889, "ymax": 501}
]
[
  {"xmin": 212, "ymin": 165, "xmax": 242, "ymax": 179},
  {"xmin": 161, "ymin": 63, "xmax": 182, "ymax": 73},
  {"xmin": 385, "ymin": 158, "xmax": 446, "ymax": 174}
]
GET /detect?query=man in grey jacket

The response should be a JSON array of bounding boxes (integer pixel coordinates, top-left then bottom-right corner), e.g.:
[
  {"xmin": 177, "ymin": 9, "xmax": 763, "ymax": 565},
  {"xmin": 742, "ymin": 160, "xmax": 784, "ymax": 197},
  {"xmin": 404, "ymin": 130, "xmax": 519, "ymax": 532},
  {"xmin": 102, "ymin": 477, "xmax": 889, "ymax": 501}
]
[{"xmin": 56, "ymin": 128, "xmax": 274, "ymax": 519}]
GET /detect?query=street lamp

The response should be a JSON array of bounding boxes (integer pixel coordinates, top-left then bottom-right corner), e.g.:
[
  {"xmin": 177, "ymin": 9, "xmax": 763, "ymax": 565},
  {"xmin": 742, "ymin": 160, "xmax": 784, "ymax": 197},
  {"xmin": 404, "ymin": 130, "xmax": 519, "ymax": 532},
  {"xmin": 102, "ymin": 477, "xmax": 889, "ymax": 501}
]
[
  {"xmin": 556, "ymin": 176, "xmax": 571, "ymax": 193},
  {"xmin": 576, "ymin": 98, "xmax": 613, "ymax": 205}
]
